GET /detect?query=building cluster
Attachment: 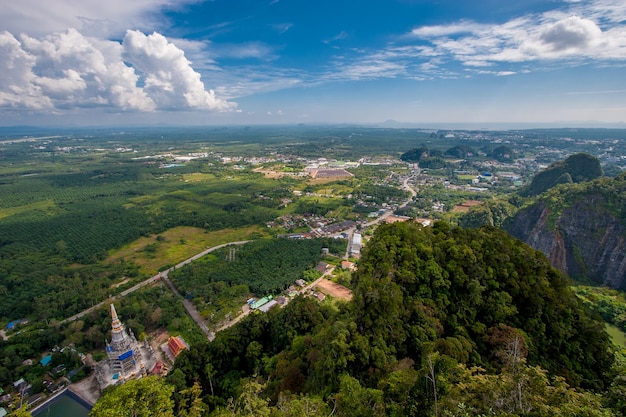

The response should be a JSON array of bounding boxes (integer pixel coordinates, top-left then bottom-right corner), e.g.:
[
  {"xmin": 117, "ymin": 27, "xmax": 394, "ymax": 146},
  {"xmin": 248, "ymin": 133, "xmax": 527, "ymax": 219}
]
[{"xmin": 1, "ymin": 343, "xmax": 86, "ymax": 412}]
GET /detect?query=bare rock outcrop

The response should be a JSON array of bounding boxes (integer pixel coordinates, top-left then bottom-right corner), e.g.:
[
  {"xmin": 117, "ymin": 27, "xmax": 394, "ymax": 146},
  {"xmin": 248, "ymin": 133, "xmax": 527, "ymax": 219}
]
[{"xmin": 507, "ymin": 196, "xmax": 626, "ymax": 290}]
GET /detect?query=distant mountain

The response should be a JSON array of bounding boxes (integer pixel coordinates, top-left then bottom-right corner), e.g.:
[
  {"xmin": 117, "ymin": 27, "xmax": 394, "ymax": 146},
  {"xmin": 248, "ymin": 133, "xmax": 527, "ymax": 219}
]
[
  {"xmin": 520, "ymin": 153, "xmax": 602, "ymax": 197},
  {"xmin": 506, "ymin": 172, "xmax": 626, "ymax": 289}
]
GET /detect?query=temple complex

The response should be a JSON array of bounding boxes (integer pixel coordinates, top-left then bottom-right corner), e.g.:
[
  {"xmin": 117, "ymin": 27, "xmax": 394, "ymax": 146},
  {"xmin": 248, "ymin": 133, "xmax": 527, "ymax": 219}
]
[{"xmin": 95, "ymin": 304, "xmax": 156, "ymax": 390}]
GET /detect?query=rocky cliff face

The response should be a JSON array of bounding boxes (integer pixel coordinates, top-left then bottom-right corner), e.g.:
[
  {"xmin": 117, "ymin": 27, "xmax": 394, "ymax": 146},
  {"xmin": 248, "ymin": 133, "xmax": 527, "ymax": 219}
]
[{"xmin": 506, "ymin": 195, "xmax": 626, "ymax": 290}]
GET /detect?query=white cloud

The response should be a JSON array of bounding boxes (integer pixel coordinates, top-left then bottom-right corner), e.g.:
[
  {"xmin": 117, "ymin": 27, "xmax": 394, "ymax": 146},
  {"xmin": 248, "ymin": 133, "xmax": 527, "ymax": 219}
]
[
  {"xmin": 332, "ymin": 59, "xmax": 407, "ymax": 80},
  {"xmin": 0, "ymin": 28, "xmax": 236, "ymax": 113},
  {"xmin": 210, "ymin": 42, "xmax": 276, "ymax": 60},
  {"xmin": 324, "ymin": 31, "xmax": 349, "ymax": 45},
  {"xmin": 411, "ymin": 21, "xmax": 489, "ymax": 37},
  {"xmin": 123, "ymin": 30, "xmax": 236, "ymax": 111},
  {"xmin": 496, "ymin": 71, "xmax": 516, "ymax": 76},
  {"xmin": 406, "ymin": 0, "xmax": 626, "ymax": 70},
  {"xmin": 0, "ymin": 0, "xmax": 198, "ymax": 38},
  {"xmin": 539, "ymin": 16, "xmax": 601, "ymax": 51},
  {"xmin": 19, "ymin": 29, "xmax": 155, "ymax": 111},
  {"xmin": 312, "ymin": 0, "xmax": 626, "ymax": 86},
  {"xmin": 0, "ymin": 31, "xmax": 51, "ymax": 109},
  {"xmin": 271, "ymin": 23, "xmax": 293, "ymax": 35}
]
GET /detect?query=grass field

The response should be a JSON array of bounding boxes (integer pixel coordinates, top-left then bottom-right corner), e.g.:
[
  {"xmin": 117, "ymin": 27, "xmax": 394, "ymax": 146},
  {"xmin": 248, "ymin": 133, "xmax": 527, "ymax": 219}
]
[
  {"xmin": 182, "ymin": 172, "xmax": 217, "ymax": 182},
  {"xmin": 606, "ymin": 323, "xmax": 626, "ymax": 347},
  {"xmin": 0, "ymin": 199, "xmax": 58, "ymax": 219},
  {"xmin": 105, "ymin": 225, "xmax": 269, "ymax": 275}
]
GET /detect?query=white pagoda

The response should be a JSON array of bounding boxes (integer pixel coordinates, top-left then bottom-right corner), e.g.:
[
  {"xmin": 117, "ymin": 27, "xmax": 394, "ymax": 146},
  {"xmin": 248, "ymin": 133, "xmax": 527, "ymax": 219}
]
[{"xmin": 105, "ymin": 303, "xmax": 141, "ymax": 376}]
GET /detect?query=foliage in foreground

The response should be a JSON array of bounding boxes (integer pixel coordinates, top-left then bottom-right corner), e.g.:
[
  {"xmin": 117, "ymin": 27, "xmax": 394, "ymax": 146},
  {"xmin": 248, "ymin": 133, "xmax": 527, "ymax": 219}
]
[
  {"xmin": 116, "ymin": 221, "xmax": 618, "ymax": 417},
  {"xmin": 90, "ymin": 376, "xmax": 175, "ymax": 417}
]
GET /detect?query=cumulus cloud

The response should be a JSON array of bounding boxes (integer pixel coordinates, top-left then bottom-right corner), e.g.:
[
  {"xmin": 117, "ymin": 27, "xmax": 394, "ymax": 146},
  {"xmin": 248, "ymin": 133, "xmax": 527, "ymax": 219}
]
[
  {"xmin": 19, "ymin": 29, "xmax": 155, "ymax": 110},
  {"xmin": 0, "ymin": 31, "xmax": 51, "ymax": 109},
  {"xmin": 123, "ymin": 30, "xmax": 236, "ymax": 111},
  {"xmin": 0, "ymin": 29, "xmax": 236, "ymax": 112},
  {"xmin": 539, "ymin": 16, "xmax": 601, "ymax": 51}
]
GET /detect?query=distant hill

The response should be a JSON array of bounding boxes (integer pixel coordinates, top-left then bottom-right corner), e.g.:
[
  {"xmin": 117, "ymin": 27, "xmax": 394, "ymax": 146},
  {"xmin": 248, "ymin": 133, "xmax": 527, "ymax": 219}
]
[
  {"xmin": 507, "ymin": 172, "xmax": 626, "ymax": 289},
  {"xmin": 520, "ymin": 153, "xmax": 602, "ymax": 197},
  {"xmin": 444, "ymin": 144, "xmax": 475, "ymax": 158},
  {"xmin": 400, "ymin": 146, "xmax": 430, "ymax": 162}
]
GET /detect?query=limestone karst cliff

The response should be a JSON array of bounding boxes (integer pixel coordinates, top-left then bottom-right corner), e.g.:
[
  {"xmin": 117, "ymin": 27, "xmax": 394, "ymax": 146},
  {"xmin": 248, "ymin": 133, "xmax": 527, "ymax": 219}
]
[{"xmin": 506, "ymin": 174, "xmax": 626, "ymax": 289}]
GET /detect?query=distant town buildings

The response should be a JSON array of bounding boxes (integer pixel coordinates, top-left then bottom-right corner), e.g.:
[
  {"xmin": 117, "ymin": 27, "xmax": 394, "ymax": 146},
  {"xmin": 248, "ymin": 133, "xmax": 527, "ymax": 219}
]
[{"xmin": 351, "ymin": 233, "xmax": 362, "ymax": 257}]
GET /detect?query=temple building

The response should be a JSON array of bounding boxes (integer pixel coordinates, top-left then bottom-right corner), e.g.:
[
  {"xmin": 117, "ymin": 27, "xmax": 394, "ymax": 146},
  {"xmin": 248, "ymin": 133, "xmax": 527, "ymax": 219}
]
[
  {"xmin": 105, "ymin": 303, "xmax": 142, "ymax": 376},
  {"xmin": 96, "ymin": 303, "xmax": 156, "ymax": 390},
  {"xmin": 167, "ymin": 336, "xmax": 189, "ymax": 359}
]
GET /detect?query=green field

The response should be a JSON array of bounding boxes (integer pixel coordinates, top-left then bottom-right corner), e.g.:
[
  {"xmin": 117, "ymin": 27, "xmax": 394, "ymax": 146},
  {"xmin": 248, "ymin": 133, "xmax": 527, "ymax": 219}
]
[
  {"xmin": 606, "ymin": 323, "xmax": 626, "ymax": 347},
  {"xmin": 105, "ymin": 225, "xmax": 269, "ymax": 276}
]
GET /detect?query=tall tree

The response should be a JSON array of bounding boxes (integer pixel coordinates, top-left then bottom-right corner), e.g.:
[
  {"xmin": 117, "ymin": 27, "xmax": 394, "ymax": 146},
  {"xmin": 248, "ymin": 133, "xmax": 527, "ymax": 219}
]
[{"xmin": 89, "ymin": 376, "xmax": 175, "ymax": 417}]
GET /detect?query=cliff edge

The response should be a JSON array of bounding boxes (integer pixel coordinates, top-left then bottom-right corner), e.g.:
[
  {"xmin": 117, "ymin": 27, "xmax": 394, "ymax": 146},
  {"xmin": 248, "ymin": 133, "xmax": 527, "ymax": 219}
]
[{"xmin": 507, "ymin": 174, "xmax": 626, "ymax": 289}]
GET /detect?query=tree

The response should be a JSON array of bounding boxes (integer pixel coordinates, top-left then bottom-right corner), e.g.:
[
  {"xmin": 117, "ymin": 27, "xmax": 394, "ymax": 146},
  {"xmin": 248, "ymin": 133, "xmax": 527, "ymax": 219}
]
[
  {"xmin": 9, "ymin": 406, "xmax": 32, "ymax": 417},
  {"xmin": 89, "ymin": 376, "xmax": 175, "ymax": 417},
  {"xmin": 335, "ymin": 375, "xmax": 385, "ymax": 417},
  {"xmin": 440, "ymin": 363, "xmax": 614, "ymax": 416},
  {"xmin": 230, "ymin": 379, "xmax": 272, "ymax": 417},
  {"xmin": 178, "ymin": 382, "xmax": 206, "ymax": 417},
  {"xmin": 273, "ymin": 393, "xmax": 330, "ymax": 417}
]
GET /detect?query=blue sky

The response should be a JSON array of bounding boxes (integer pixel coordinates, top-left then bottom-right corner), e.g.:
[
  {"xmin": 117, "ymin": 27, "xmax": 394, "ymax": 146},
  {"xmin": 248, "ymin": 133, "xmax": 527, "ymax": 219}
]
[{"xmin": 1, "ymin": 0, "xmax": 626, "ymax": 127}]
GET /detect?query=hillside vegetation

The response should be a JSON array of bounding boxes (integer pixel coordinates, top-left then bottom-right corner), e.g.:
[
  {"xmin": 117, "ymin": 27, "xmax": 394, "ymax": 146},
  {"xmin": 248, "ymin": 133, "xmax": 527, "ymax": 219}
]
[
  {"xmin": 520, "ymin": 152, "xmax": 602, "ymax": 197},
  {"xmin": 144, "ymin": 221, "xmax": 618, "ymax": 417}
]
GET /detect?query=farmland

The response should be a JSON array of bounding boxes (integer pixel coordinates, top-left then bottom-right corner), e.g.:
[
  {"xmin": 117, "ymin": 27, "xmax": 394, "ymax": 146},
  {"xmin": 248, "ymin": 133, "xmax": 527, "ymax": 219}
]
[{"xmin": 0, "ymin": 126, "xmax": 415, "ymax": 323}]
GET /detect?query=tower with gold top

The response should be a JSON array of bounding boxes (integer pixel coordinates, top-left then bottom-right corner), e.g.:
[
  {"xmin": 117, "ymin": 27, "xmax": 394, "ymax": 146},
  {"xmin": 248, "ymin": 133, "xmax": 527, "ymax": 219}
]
[{"xmin": 105, "ymin": 303, "xmax": 142, "ymax": 376}]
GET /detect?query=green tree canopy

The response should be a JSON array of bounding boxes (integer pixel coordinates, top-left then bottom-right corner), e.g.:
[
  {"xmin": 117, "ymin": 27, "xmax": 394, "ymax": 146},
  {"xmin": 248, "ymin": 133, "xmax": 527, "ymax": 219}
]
[
  {"xmin": 521, "ymin": 153, "xmax": 602, "ymax": 196},
  {"xmin": 89, "ymin": 376, "xmax": 175, "ymax": 417}
]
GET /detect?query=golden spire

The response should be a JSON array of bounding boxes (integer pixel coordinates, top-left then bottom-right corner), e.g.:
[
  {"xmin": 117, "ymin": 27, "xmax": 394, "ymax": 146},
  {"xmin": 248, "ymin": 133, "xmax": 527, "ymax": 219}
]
[{"xmin": 110, "ymin": 303, "xmax": 123, "ymax": 334}]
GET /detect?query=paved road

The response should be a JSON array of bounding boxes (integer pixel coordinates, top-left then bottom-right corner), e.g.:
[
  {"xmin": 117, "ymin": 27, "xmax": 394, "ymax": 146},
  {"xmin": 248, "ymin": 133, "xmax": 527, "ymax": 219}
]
[
  {"xmin": 60, "ymin": 241, "xmax": 250, "ymax": 325},
  {"xmin": 52, "ymin": 176, "xmax": 419, "ymax": 338}
]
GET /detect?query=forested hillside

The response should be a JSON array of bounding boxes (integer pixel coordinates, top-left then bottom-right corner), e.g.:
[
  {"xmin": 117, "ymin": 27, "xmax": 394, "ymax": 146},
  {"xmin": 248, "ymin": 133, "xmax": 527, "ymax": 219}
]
[
  {"xmin": 92, "ymin": 221, "xmax": 622, "ymax": 417},
  {"xmin": 520, "ymin": 152, "xmax": 602, "ymax": 197}
]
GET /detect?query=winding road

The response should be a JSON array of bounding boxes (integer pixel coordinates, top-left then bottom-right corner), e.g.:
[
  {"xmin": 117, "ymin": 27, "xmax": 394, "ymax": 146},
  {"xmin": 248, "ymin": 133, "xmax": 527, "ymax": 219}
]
[
  {"xmin": 60, "ymin": 241, "xmax": 250, "ymax": 329},
  {"xmin": 59, "ymin": 173, "xmax": 420, "ymax": 339}
]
